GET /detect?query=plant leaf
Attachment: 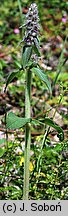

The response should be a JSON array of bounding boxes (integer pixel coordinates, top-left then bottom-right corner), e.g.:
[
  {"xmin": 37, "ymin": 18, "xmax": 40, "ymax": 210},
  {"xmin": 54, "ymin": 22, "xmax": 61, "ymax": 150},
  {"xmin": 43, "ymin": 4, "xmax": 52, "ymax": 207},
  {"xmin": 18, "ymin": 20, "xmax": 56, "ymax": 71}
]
[
  {"xmin": 6, "ymin": 112, "xmax": 31, "ymax": 129},
  {"xmin": 32, "ymin": 119, "xmax": 44, "ymax": 126},
  {"xmin": 5, "ymin": 70, "xmax": 21, "ymax": 91},
  {"xmin": 0, "ymin": 148, "xmax": 5, "ymax": 157},
  {"xmin": 32, "ymin": 117, "xmax": 64, "ymax": 141},
  {"xmin": 44, "ymin": 117, "xmax": 64, "ymax": 141},
  {"xmin": 33, "ymin": 37, "xmax": 40, "ymax": 56},
  {"xmin": 22, "ymin": 46, "xmax": 32, "ymax": 68},
  {"xmin": 31, "ymin": 67, "xmax": 52, "ymax": 93}
]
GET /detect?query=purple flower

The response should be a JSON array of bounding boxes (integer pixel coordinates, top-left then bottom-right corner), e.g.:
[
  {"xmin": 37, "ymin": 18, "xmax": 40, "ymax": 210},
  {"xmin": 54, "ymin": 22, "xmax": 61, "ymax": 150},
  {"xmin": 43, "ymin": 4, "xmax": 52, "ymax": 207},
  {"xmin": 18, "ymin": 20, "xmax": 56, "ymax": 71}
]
[
  {"xmin": 62, "ymin": 17, "xmax": 67, "ymax": 23},
  {"xmin": 22, "ymin": 3, "xmax": 39, "ymax": 46},
  {"xmin": 14, "ymin": 28, "xmax": 20, "ymax": 34},
  {"xmin": 62, "ymin": 12, "xmax": 67, "ymax": 23}
]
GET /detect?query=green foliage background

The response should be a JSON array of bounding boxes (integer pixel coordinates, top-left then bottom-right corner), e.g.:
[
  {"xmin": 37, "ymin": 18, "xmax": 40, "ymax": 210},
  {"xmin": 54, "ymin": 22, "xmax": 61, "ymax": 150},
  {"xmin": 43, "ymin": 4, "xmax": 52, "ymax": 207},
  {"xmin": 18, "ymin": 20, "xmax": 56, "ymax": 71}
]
[{"xmin": 0, "ymin": 0, "xmax": 68, "ymax": 199}]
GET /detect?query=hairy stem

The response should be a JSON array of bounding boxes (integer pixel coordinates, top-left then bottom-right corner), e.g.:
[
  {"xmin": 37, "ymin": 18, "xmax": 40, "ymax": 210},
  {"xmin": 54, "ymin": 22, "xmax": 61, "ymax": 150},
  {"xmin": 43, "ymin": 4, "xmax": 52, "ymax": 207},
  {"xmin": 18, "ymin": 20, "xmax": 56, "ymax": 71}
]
[{"xmin": 23, "ymin": 69, "xmax": 32, "ymax": 200}]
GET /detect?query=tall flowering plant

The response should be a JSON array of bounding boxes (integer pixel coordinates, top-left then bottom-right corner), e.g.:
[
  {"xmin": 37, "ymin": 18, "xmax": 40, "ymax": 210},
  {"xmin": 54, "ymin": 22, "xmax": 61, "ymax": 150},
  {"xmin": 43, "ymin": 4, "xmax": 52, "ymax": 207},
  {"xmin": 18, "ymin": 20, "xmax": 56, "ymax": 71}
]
[
  {"xmin": 5, "ymin": 3, "xmax": 64, "ymax": 200},
  {"xmin": 22, "ymin": 4, "xmax": 40, "ymax": 200}
]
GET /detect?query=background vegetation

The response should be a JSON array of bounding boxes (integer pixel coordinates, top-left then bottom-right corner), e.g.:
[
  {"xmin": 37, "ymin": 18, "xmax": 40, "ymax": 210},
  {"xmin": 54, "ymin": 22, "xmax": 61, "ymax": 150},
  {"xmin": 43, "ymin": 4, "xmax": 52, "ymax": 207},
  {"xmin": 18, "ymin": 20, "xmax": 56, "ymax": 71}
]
[{"xmin": 0, "ymin": 0, "xmax": 68, "ymax": 199}]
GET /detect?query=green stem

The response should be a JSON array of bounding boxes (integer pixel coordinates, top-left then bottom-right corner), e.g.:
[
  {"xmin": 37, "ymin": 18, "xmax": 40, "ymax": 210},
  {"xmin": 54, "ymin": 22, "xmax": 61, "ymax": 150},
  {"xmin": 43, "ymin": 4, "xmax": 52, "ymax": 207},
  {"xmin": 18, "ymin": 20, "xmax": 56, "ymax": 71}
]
[
  {"xmin": 23, "ymin": 69, "xmax": 32, "ymax": 200},
  {"xmin": 37, "ymin": 126, "xmax": 50, "ymax": 172},
  {"xmin": 18, "ymin": 0, "xmax": 22, "ymax": 17}
]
